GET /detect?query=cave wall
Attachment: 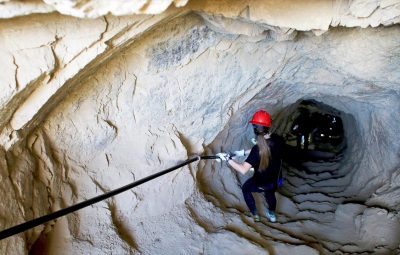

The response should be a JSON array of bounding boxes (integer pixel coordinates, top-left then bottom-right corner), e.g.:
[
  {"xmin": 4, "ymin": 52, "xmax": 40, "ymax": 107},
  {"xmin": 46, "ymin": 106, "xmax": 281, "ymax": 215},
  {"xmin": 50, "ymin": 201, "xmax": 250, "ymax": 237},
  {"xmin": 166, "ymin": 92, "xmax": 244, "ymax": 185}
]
[{"xmin": 0, "ymin": 1, "xmax": 400, "ymax": 254}]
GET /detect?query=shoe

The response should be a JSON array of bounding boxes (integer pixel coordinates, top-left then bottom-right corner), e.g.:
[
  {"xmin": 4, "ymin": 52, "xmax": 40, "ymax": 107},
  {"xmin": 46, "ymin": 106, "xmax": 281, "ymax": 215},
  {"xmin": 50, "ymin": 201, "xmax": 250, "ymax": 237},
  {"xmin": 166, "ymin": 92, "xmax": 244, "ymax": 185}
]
[
  {"xmin": 253, "ymin": 214, "xmax": 261, "ymax": 222},
  {"xmin": 244, "ymin": 211, "xmax": 252, "ymax": 217},
  {"xmin": 244, "ymin": 211, "xmax": 260, "ymax": 222},
  {"xmin": 265, "ymin": 210, "xmax": 277, "ymax": 223}
]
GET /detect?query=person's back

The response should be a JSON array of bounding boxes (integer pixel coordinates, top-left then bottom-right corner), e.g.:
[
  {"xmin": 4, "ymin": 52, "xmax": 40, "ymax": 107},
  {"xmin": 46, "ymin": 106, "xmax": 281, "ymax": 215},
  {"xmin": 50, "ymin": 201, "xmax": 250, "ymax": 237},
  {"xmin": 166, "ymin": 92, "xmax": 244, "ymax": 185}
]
[{"xmin": 247, "ymin": 134, "xmax": 283, "ymax": 187}]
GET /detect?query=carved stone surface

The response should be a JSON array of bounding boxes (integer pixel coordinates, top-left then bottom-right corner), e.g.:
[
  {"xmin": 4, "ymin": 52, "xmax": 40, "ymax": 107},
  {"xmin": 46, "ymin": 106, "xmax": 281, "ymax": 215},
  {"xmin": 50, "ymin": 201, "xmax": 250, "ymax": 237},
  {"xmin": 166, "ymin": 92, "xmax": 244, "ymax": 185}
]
[{"xmin": 0, "ymin": 1, "xmax": 399, "ymax": 254}]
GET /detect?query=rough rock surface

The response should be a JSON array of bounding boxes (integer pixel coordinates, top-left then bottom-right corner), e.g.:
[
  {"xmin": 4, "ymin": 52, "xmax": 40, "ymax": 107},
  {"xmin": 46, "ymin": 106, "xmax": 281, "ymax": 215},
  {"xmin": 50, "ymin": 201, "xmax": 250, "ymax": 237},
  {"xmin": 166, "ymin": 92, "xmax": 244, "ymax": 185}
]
[{"xmin": 0, "ymin": 1, "xmax": 399, "ymax": 255}]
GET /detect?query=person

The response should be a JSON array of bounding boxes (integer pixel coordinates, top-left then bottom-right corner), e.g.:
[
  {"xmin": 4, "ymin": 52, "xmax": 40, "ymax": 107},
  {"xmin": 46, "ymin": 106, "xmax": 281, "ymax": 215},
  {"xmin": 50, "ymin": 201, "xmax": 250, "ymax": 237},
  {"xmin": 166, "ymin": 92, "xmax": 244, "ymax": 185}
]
[{"xmin": 217, "ymin": 110, "xmax": 284, "ymax": 222}]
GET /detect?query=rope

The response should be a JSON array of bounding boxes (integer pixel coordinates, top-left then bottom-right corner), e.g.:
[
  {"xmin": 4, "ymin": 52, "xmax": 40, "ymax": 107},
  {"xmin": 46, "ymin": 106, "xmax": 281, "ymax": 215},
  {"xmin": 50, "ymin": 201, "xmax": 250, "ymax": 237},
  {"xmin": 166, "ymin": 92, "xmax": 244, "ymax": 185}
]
[{"xmin": 0, "ymin": 155, "xmax": 214, "ymax": 240}]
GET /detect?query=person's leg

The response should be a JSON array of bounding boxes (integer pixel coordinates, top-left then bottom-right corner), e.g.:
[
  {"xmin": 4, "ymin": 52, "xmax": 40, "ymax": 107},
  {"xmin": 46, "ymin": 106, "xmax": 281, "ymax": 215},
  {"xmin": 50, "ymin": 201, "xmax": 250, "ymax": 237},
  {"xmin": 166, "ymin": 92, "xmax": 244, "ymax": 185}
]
[
  {"xmin": 242, "ymin": 178, "xmax": 261, "ymax": 215},
  {"xmin": 264, "ymin": 189, "xmax": 277, "ymax": 222},
  {"xmin": 264, "ymin": 189, "xmax": 277, "ymax": 211}
]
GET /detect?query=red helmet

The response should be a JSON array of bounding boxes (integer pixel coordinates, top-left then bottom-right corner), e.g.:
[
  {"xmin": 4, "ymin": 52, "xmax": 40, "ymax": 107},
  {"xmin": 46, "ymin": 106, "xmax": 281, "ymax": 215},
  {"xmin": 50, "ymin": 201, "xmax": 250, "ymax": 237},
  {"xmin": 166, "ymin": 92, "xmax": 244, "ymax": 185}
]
[{"xmin": 249, "ymin": 110, "xmax": 271, "ymax": 127}]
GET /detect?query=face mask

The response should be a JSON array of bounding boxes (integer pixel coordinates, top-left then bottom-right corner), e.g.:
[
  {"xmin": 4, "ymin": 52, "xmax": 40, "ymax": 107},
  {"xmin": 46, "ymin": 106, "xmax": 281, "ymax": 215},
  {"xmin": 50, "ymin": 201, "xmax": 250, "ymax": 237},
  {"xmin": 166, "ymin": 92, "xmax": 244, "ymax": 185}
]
[{"xmin": 253, "ymin": 124, "xmax": 270, "ymax": 136}]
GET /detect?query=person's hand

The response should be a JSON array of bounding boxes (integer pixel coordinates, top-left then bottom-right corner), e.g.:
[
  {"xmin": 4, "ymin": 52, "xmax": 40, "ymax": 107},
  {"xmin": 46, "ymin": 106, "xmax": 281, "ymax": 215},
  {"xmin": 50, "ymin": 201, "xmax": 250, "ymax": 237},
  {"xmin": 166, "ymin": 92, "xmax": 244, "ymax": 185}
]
[
  {"xmin": 232, "ymin": 149, "xmax": 245, "ymax": 157},
  {"xmin": 216, "ymin": 152, "xmax": 231, "ymax": 162}
]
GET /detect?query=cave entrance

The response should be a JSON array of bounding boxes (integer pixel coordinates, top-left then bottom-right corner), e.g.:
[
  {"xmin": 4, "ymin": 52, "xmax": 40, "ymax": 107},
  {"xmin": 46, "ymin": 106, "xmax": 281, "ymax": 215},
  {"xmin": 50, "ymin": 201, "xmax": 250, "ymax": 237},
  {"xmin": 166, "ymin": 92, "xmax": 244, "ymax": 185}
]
[{"xmin": 277, "ymin": 99, "xmax": 347, "ymax": 174}]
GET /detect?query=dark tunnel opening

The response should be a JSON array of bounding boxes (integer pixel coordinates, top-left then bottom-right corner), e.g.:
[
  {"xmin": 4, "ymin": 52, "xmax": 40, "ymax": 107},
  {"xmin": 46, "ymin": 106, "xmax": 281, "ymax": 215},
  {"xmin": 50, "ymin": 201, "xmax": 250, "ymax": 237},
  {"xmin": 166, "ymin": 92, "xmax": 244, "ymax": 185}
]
[
  {"xmin": 266, "ymin": 98, "xmax": 360, "ymax": 200},
  {"xmin": 278, "ymin": 99, "xmax": 347, "ymax": 175}
]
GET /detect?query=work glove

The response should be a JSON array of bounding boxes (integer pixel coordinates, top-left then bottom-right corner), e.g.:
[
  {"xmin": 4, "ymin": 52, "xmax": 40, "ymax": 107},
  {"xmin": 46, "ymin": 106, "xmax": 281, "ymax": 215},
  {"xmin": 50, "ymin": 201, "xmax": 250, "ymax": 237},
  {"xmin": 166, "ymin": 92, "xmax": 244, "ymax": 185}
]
[
  {"xmin": 231, "ymin": 149, "xmax": 245, "ymax": 158},
  {"xmin": 215, "ymin": 152, "xmax": 231, "ymax": 162}
]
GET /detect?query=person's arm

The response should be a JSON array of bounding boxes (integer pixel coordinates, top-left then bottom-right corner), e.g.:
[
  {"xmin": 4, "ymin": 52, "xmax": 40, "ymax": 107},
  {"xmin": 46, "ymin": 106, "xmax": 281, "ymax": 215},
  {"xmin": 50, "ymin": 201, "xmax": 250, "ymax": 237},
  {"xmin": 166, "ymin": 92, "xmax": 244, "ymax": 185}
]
[
  {"xmin": 229, "ymin": 145, "xmax": 258, "ymax": 174},
  {"xmin": 232, "ymin": 149, "xmax": 252, "ymax": 157},
  {"xmin": 227, "ymin": 159, "xmax": 253, "ymax": 175}
]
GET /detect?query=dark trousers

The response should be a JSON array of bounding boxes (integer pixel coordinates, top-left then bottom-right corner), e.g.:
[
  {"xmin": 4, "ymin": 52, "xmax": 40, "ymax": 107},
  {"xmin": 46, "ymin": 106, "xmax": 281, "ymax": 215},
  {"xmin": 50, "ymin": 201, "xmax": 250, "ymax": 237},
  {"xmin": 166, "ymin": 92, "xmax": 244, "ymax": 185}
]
[{"xmin": 242, "ymin": 177, "xmax": 276, "ymax": 215}]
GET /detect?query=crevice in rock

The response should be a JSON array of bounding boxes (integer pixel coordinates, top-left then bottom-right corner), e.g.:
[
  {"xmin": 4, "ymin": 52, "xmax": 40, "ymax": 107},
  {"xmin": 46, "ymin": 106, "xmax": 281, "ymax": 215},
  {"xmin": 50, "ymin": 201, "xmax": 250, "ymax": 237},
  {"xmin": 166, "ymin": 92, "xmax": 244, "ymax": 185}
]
[
  {"xmin": 5, "ymin": 150, "xmax": 28, "ymax": 218},
  {"xmin": 64, "ymin": 17, "xmax": 109, "ymax": 67},
  {"xmin": 185, "ymin": 203, "xmax": 223, "ymax": 234},
  {"xmin": 90, "ymin": 176, "xmax": 140, "ymax": 252},
  {"xmin": 48, "ymin": 36, "xmax": 62, "ymax": 83},
  {"xmin": 107, "ymin": 200, "xmax": 140, "ymax": 252},
  {"xmin": 223, "ymin": 224, "xmax": 275, "ymax": 254},
  {"xmin": 12, "ymin": 55, "xmax": 20, "ymax": 91},
  {"xmin": 0, "ymin": 73, "xmax": 48, "ymax": 136},
  {"xmin": 102, "ymin": 119, "xmax": 118, "ymax": 139}
]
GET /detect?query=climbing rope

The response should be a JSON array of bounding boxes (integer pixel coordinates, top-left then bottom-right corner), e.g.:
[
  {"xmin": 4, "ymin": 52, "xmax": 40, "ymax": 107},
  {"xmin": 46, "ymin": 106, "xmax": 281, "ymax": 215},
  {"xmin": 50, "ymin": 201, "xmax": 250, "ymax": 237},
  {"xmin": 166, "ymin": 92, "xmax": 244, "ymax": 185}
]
[{"xmin": 0, "ymin": 155, "xmax": 218, "ymax": 240}]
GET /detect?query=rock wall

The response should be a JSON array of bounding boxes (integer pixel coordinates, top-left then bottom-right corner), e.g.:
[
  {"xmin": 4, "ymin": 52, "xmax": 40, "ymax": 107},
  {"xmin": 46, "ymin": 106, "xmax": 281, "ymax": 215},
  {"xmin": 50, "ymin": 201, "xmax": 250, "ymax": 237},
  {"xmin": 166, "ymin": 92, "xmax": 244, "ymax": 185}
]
[{"xmin": 0, "ymin": 1, "xmax": 399, "ymax": 254}]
